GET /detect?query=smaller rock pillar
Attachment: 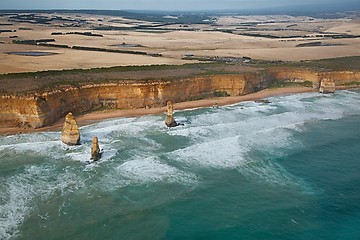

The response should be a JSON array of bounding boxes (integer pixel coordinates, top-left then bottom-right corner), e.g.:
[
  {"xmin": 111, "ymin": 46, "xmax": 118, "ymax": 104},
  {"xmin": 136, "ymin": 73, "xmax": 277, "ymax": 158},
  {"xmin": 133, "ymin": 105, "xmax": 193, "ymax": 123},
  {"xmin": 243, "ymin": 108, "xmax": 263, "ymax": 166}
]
[{"xmin": 91, "ymin": 137, "xmax": 101, "ymax": 161}]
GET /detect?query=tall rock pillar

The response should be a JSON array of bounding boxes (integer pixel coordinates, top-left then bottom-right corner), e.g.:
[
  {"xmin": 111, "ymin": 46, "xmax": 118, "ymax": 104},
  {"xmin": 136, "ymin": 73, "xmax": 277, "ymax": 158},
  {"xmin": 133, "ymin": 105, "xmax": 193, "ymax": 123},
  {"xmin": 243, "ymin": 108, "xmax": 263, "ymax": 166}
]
[
  {"xmin": 61, "ymin": 112, "xmax": 80, "ymax": 145},
  {"xmin": 165, "ymin": 100, "xmax": 178, "ymax": 127}
]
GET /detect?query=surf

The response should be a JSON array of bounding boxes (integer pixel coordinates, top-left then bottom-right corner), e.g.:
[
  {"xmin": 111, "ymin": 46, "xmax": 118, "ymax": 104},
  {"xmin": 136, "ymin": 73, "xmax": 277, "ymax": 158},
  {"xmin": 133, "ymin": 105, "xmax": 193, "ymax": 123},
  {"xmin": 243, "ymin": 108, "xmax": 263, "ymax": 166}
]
[{"xmin": 0, "ymin": 90, "xmax": 359, "ymax": 239}]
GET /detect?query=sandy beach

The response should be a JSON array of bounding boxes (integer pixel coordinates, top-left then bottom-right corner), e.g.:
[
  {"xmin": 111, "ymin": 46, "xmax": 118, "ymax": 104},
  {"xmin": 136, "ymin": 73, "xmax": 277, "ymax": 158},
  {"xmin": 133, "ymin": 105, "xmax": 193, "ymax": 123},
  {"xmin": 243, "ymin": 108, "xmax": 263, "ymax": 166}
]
[{"xmin": 0, "ymin": 87, "xmax": 316, "ymax": 136}]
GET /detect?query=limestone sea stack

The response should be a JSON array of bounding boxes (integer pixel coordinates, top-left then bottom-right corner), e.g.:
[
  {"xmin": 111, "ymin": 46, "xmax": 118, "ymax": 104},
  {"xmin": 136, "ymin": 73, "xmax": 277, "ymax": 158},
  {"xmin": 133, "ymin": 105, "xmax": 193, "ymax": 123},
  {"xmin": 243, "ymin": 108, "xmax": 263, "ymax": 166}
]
[
  {"xmin": 319, "ymin": 78, "xmax": 336, "ymax": 93},
  {"xmin": 91, "ymin": 137, "xmax": 101, "ymax": 161},
  {"xmin": 165, "ymin": 100, "xmax": 178, "ymax": 127},
  {"xmin": 61, "ymin": 112, "xmax": 80, "ymax": 145}
]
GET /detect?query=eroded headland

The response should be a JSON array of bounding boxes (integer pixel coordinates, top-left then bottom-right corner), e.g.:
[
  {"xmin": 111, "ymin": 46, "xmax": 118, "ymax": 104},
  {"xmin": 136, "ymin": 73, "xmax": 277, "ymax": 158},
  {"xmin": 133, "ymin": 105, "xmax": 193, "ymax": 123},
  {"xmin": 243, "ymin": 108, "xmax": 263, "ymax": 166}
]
[{"xmin": 0, "ymin": 10, "xmax": 359, "ymax": 134}]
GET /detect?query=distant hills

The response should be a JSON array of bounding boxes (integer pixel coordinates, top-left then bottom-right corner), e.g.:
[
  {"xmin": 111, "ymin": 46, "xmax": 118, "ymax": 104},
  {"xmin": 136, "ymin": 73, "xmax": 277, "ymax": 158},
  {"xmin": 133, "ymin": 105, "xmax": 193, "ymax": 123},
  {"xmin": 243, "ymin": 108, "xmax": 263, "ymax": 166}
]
[{"xmin": 0, "ymin": 1, "xmax": 359, "ymax": 23}]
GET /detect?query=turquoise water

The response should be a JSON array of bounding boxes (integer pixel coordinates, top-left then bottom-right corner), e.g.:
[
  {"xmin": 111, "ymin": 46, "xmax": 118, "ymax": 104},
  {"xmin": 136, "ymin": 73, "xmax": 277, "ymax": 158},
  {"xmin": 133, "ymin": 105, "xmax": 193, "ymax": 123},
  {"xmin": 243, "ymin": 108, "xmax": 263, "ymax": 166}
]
[{"xmin": 0, "ymin": 90, "xmax": 359, "ymax": 239}]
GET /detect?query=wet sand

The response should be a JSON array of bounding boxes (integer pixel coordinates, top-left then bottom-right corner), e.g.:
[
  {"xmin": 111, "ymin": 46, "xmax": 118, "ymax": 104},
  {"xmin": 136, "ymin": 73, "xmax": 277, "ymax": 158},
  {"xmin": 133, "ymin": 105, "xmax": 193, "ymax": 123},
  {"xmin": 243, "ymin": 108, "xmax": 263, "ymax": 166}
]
[{"xmin": 0, "ymin": 87, "xmax": 317, "ymax": 136}]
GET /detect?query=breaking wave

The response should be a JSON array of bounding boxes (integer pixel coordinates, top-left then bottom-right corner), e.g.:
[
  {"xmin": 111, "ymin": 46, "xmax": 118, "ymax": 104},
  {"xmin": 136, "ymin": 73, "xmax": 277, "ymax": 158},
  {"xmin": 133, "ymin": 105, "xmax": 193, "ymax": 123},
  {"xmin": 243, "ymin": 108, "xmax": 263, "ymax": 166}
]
[{"xmin": 0, "ymin": 90, "xmax": 360, "ymax": 239}]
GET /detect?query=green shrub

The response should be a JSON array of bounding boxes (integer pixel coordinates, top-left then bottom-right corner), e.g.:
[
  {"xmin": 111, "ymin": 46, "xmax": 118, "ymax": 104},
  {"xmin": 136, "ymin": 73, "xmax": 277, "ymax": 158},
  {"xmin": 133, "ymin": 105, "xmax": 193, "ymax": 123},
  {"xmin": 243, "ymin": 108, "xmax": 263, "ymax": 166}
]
[
  {"xmin": 343, "ymin": 81, "xmax": 360, "ymax": 86},
  {"xmin": 269, "ymin": 80, "xmax": 313, "ymax": 88},
  {"xmin": 213, "ymin": 90, "xmax": 230, "ymax": 97}
]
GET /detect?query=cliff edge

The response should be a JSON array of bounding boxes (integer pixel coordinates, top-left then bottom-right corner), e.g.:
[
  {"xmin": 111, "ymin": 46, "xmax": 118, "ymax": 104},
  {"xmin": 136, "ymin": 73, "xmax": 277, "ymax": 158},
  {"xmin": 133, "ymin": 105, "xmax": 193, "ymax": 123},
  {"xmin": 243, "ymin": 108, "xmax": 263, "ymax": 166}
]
[{"xmin": 0, "ymin": 67, "xmax": 359, "ymax": 129}]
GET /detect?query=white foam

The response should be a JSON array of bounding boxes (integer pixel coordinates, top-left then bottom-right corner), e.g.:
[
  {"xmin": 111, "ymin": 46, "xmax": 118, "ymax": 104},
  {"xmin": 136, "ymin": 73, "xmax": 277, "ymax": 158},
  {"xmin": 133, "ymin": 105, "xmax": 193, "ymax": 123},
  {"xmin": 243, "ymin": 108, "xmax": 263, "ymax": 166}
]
[
  {"xmin": 0, "ymin": 132, "xmax": 61, "ymax": 154},
  {"xmin": 63, "ymin": 142, "xmax": 118, "ymax": 168},
  {"xmin": 0, "ymin": 141, "xmax": 62, "ymax": 161},
  {"xmin": 0, "ymin": 90, "xmax": 359, "ymax": 239},
  {"xmin": 0, "ymin": 165, "xmax": 85, "ymax": 240},
  {"xmin": 168, "ymin": 136, "xmax": 248, "ymax": 168},
  {"xmin": 81, "ymin": 115, "xmax": 163, "ymax": 138},
  {"xmin": 84, "ymin": 149, "xmax": 118, "ymax": 171},
  {"xmin": 117, "ymin": 156, "xmax": 196, "ymax": 184},
  {"xmin": 0, "ymin": 179, "xmax": 31, "ymax": 239}
]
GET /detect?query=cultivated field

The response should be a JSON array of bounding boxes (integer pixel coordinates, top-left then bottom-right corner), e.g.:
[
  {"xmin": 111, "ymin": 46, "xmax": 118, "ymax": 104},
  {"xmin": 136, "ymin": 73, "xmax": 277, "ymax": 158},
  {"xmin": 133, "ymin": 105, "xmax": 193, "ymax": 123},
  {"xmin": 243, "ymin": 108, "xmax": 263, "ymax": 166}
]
[{"xmin": 0, "ymin": 11, "xmax": 359, "ymax": 73}]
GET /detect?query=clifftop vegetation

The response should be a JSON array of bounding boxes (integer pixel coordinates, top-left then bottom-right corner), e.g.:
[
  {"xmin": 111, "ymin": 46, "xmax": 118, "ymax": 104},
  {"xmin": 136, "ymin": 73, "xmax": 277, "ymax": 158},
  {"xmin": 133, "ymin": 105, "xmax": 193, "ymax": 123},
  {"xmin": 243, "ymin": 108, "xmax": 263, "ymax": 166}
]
[{"xmin": 0, "ymin": 56, "xmax": 359, "ymax": 94}]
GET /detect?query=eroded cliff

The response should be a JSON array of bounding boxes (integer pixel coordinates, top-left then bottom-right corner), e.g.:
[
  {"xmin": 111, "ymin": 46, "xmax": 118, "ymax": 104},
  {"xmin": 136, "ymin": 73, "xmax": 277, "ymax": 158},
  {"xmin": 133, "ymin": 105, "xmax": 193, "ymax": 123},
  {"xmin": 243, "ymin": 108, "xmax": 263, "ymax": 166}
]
[
  {"xmin": 0, "ymin": 74, "xmax": 258, "ymax": 128},
  {"xmin": 0, "ymin": 69, "xmax": 359, "ymax": 129},
  {"xmin": 269, "ymin": 68, "xmax": 360, "ymax": 88}
]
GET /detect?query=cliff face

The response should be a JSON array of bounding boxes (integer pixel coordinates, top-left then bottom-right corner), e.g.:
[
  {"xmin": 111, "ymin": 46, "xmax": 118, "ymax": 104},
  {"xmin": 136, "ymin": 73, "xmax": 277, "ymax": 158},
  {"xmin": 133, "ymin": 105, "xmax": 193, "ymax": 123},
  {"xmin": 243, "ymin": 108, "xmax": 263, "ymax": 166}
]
[
  {"xmin": 0, "ymin": 70, "xmax": 358, "ymax": 129},
  {"xmin": 0, "ymin": 95, "xmax": 48, "ymax": 128},
  {"xmin": 269, "ymin": 68, "xmax": 360, "ymax": 88},
  {"xmin": 0, "ymin": 74, "xmax": 259, "ymax": 128}
]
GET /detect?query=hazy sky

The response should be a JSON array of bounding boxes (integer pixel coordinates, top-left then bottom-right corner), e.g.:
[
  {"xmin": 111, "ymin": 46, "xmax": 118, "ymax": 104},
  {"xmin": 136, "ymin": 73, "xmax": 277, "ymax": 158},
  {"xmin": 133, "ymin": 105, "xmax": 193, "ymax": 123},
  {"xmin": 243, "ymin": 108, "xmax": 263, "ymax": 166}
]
[{"xmin": 0, "ymin": 0, "xmax": 357, "ymax": 11}]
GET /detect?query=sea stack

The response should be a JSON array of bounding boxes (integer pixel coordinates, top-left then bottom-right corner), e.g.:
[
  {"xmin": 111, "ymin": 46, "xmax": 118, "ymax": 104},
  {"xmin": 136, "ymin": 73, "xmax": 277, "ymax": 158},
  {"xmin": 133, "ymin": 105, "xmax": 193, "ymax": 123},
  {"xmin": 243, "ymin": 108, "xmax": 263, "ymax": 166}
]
[
  {"xmin": 91, "ymin": 137, "xmax": 101, "ymax": 161},
  {"xmin": 319, "ymin": 78, "xmax": 336, "ymax": 93},
  {"xmin": 61, "ymin": 112, "xmax": 80, "ymax": 145},
  {"xmin": 165, "ymin": 100, "xmax": 178, "ymax": 127}
]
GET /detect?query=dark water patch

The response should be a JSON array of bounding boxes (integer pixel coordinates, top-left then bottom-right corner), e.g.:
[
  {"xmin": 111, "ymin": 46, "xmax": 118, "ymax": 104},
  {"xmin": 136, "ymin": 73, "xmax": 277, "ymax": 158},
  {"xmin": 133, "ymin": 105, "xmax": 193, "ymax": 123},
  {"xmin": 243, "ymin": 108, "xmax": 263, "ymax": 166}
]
[
  {"xmin": 6, "ymin": 51, "xmax": 57, "ymax": 56},
  {"xmin": 112, "ymin": 43, "xmax": 142, "ymax": 48},
  {"xmin": 296, "ymin": 41, "xmax": 347, "ymax": 47}
]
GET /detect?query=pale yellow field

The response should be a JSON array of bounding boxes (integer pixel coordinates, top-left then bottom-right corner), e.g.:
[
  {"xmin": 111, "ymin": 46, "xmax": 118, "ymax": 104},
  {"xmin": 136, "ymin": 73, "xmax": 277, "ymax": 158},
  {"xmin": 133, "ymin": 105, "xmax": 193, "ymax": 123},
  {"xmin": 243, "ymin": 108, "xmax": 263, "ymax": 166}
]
[
  {"xmin": 0, "ymin": 13, "xmax": 359, "ymax": 73},
  {"xmin": 0, "ymin": 44, "xmax": 190, "ymax": 73},
  {"xmin": 326, "ymin": 20, "xmax": 360, "ymax": 35}
]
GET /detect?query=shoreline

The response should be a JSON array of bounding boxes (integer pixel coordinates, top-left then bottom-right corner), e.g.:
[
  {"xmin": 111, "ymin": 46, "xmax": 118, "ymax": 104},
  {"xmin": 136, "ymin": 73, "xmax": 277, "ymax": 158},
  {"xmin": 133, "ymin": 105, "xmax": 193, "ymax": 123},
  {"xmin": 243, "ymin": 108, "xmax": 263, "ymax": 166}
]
[{"xmin": 0, "ymin": 86, "xmax": 326, "ymax": 136}]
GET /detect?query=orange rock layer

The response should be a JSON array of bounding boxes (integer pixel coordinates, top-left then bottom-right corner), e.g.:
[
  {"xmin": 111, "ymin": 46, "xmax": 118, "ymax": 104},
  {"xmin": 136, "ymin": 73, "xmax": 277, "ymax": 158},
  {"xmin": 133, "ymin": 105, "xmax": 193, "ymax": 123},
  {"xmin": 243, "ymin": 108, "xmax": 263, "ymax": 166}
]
[
  {"xmin": 61, "ymin": 112, "xmax": 80, "ymax": 145},
  {"xmin": 0, "ymin": 70, "xmax": 359, "ymax": 128}
]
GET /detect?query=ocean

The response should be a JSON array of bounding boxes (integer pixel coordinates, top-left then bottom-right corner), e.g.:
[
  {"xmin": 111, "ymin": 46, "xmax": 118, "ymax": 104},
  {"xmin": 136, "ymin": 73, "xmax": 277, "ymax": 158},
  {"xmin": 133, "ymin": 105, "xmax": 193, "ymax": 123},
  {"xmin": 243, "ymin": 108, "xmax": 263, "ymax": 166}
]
[{"xmin": 0, "ymin": 90, "xmax": 359, "ymax": 240}]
